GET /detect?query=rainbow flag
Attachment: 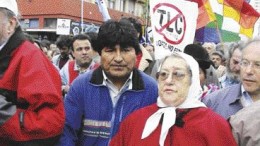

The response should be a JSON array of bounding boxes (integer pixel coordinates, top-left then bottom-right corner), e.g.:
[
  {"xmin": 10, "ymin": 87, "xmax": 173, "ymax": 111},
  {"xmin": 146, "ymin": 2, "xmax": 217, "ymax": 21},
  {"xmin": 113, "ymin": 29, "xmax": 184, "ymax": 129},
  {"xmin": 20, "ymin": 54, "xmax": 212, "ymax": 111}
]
[
  {"xmin": 195, "ymin": 0, "xmax": 260, "ymax": 43},
  {"xmin": 222, "ymin": 0, "xmax": 260, "ymax": 37},
  {"xmin": 188, "ymin": 0, "xmax": 216, "ymax": 29}
]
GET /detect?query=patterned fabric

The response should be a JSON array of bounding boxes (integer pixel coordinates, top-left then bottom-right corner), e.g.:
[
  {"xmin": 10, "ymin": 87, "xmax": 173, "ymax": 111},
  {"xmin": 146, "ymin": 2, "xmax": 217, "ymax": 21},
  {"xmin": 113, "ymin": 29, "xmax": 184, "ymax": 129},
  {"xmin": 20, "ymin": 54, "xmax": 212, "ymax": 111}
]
[{"xmin": 201, "ymin": 83, "xmax": 219, "ymax": 100}]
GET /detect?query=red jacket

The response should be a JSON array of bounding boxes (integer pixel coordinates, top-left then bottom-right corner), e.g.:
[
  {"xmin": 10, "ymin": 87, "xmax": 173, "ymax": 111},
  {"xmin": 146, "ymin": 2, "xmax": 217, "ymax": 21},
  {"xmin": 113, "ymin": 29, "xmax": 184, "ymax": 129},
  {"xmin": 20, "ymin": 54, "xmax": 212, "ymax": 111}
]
[
  {"xmin": 0, "ymin": 31, "xmax": 64, "ymax": 144},
  {"xmin": 110, "ymin": 104, "xmax": 237, "ymax": 146}
]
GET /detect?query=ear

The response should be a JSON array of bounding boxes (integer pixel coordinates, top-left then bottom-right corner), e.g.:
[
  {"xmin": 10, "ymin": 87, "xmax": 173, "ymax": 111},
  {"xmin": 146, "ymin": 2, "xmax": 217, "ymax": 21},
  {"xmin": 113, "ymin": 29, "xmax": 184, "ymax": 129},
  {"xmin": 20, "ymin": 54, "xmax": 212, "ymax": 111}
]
[
  {"xmin": 71, "ymin": 49, "xmax": 75, "ymax": 56},
  {"xmin": 7, "ymin": 17, "xmax": 18, "ymax": 34}
]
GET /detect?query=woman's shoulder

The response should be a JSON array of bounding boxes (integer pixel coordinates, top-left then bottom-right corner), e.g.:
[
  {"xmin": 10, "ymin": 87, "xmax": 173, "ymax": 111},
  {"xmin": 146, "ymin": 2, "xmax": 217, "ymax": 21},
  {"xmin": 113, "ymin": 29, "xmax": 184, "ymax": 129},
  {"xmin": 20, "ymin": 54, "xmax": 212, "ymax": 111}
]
[{"xmin": 185, "ymin": 107, "xmax": 228, "ymax": 125}]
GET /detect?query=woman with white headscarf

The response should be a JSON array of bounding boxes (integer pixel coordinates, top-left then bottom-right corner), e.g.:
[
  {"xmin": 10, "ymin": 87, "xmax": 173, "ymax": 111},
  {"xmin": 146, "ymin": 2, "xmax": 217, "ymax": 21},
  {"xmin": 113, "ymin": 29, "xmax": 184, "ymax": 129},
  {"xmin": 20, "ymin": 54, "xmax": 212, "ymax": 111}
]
[{"xmin": 110, "ymin": 52, "xmax": 236, "ymax": 146}]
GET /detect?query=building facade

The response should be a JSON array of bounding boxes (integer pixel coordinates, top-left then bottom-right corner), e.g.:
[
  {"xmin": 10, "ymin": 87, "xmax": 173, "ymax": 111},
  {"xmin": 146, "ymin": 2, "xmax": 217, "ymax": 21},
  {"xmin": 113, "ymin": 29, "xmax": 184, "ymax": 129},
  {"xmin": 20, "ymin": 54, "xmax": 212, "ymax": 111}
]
[{"xmin": 18, "ymin": 0, "xmax": 147, "ymax": 42}]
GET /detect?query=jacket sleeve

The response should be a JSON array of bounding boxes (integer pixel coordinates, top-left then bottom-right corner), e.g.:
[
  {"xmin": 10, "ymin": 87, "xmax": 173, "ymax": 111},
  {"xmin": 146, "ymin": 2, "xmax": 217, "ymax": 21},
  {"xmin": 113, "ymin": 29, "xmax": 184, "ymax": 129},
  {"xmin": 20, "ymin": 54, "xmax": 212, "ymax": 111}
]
[
  {"xmin": 0, "ymin": 94, "xmax": 16, "ymax": 125},
  {"xmin": 0, "ymin": 49, "xmax": 65, "ymax": 141}
]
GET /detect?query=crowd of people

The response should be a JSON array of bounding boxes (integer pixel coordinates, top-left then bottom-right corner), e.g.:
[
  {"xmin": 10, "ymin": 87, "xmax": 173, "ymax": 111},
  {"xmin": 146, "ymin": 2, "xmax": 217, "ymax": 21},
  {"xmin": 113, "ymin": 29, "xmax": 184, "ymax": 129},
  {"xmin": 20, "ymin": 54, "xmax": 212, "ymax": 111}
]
[{"xmin": 1, "ymin": 0, "xmax": 260, "ymax": 146}]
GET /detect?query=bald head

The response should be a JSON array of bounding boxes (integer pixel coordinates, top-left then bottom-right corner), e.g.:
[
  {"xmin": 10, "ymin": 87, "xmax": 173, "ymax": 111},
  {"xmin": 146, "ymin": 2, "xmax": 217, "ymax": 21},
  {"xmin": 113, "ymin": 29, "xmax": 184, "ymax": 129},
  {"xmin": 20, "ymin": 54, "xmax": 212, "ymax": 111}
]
[
  {"xmin": 240, "ymin": 39, "xmax": 260, "ymax": 99},
  {"xmin": 243, "ymin": 40, "xmax": 260, "ymax": 54}
]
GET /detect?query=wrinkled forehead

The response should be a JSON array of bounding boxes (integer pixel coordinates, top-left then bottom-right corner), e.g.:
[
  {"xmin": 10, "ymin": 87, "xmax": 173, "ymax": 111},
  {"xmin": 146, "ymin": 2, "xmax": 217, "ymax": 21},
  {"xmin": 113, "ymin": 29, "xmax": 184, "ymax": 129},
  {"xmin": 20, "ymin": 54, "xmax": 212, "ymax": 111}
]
[
  {"xmin": 242, "ymin": 41, "xmax": 260, "ymax": 60},
  {"xmin": 161, "ymin": 56, "xmax": 189, "ymax": 71},
  {"xmin": 243, "ymin": 41, "xmax": 260, "ymax": 52},
  {"xmin": 243, "ymin": 41, "xmax": 259, "ymax": 53}
]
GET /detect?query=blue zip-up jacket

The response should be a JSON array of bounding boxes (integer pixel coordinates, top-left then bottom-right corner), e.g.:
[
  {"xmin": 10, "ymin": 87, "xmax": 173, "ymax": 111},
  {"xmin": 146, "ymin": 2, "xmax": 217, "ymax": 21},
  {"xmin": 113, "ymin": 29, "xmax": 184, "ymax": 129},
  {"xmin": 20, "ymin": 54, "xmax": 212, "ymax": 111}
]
[{"xmin": 57, "ymin": 67, "xmax": 158, "ymax": 146}]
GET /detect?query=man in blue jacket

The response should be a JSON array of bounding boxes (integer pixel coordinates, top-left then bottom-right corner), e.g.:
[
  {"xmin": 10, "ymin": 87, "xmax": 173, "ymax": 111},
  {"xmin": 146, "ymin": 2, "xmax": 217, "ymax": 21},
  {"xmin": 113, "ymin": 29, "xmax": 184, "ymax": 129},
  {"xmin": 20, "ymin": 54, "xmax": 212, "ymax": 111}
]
[{"xmin": 57, "ymin": 19, "xmax": 158, "ymax": 146}]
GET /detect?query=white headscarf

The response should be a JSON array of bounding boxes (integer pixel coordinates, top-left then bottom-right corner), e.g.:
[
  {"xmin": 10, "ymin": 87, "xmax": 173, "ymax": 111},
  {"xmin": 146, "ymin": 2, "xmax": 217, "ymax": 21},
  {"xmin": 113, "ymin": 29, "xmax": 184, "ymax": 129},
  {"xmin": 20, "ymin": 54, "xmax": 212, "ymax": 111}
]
[{"xmin": 141, "ymin": 52, "xmax": 206, "ymax": 146}]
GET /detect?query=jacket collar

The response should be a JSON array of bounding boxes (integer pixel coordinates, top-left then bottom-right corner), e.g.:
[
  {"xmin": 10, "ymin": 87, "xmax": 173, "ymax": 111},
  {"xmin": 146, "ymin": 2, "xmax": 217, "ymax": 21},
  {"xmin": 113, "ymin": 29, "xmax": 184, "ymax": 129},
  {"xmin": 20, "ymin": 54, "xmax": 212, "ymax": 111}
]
[
  {"xmin": 90, "ymin": 67, "xmax": 145, "ymax": 91},
  {"xmin": 0, "ymin": 27, "xmax": 26, "ymax": 76},
  {"xmin": 229, "ymin": 83, "xmax": 243, "ymax": 104}
]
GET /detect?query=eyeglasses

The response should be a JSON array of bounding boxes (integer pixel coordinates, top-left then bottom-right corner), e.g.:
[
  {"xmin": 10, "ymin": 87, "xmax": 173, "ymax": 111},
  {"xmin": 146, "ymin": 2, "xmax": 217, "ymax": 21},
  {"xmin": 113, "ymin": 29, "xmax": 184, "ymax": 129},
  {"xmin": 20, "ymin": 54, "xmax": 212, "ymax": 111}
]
[
  {"xmin": 240, "ymin": 59, "xmax": 260, "ymax": 71},
  {"xmin": 157, "ymin": 71, "xmax": 188, "ymax": 81}
]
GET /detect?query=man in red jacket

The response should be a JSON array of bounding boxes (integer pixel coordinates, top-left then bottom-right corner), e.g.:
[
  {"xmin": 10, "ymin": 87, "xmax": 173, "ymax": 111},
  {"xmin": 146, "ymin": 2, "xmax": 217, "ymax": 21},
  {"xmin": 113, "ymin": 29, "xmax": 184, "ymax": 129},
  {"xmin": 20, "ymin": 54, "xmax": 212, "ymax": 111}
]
[{"xmin": 0, "ymin": 0, "xmax": 65, "ymax": 145}]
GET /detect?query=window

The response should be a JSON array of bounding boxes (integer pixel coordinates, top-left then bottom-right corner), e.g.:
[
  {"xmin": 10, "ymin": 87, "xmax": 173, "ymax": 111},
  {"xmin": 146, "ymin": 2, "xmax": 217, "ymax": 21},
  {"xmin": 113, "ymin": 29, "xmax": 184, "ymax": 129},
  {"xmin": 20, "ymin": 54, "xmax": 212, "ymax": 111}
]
[
  {"xmin": 29, "ymin": 19, "xmax": 39, "ymax": 28},
  {"xmin": 120, "ymin": 0, "xmax": 126, "ymax": 12},
  {"xmin": 20, "ymin": 19, "xmax": 29, "ymax": 29},
  {"xmin": 44, "ymin": 18, "xmax": 57, "ymax": 29},
  {"xmin": 108, "ymin": 0, "xmax": 115, "ymax": 9},
  {"xmin": 20, "ymin": 19, "xmax": 39, "ymax": 29}
]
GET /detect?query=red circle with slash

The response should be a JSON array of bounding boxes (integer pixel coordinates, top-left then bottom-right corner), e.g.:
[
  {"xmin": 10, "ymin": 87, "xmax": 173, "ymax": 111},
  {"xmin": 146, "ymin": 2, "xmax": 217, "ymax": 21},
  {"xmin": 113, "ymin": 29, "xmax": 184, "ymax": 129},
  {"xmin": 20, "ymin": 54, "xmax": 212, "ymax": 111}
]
[{"xmin": 153, "ymin": 3, "xmax": 186, "ymax": 44}]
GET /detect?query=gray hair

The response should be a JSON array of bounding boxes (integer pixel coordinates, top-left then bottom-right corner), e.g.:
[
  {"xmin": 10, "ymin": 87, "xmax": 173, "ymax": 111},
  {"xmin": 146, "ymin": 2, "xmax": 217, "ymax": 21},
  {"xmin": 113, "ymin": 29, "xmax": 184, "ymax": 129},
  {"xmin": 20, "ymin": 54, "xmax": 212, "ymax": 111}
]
[
  {"xmin": 227, "ymin": 41, "xmax": 244, "ymax": 59},
  {"xmin": 242, "ymin": 39, "xmax": 260, "ymax": 52},
  {"xmin": 157, "ymin": 53, "xmax": 192, "ymax": 78},
  {"xmin": 0, "ymin": 7, "xmax": 20, "ymax": 27},
  {"xmin": 224, "ymin": 41, "xmax": 244, "ymax": 75}
]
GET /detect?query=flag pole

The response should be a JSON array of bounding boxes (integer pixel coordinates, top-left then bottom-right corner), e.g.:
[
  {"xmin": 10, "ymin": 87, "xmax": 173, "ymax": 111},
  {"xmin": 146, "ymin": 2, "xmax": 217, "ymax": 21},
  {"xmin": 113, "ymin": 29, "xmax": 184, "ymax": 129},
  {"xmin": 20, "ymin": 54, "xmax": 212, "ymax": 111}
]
[
  {"xmin": 214, "ymin": 20, "xmax": 223, "ymax": 44},
  {"xmin": 145, "ymin": 0, "xmax": 149, "ymax": 44},
  {"xmin": 81, "ymin": 0, "xmax": 84, "ymax": 34},
  {"xmin": 207, "ymin": 0, "xmax": 223, "ymax": 44}
]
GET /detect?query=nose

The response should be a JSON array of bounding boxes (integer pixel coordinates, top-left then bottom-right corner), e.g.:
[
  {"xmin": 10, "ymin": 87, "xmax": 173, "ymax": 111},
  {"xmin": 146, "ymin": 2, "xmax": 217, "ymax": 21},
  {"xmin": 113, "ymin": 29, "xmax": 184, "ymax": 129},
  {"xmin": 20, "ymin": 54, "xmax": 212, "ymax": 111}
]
[
  {"xmin": 82, "ymin": 48, "xmax": 87, "ymax": 54},
  {"xmin": 114, "ymin": 49, "xmax": 123, "ymax": 62},
  {"xmin": 165, "ymin": 73, "xmax": 174, "ymax": 83}
]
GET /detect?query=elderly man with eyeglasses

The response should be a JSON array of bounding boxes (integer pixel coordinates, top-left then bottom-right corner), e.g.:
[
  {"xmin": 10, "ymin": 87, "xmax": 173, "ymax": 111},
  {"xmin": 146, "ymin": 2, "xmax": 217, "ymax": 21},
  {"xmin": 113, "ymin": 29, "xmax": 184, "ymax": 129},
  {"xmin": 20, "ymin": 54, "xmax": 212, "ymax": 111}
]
[{"xmin": 203, "ymin": 39, "xmax": 260, "ymax": 120}]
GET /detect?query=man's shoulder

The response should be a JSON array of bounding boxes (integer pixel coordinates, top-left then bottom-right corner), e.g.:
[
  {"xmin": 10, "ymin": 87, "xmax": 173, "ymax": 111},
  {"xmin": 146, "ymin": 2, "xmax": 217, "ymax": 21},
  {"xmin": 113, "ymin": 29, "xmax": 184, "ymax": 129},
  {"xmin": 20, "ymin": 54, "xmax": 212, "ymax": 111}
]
[
  {"xmin": 52, "ymin": 54, "xmax": 60, "ymax": 61},
  {"xmin": 234, "ymin": 101, "xmax": 260, "ymax": 119},
  {"xmin": 204, "ymin": 84, "xmax": 241, "ymax": 102},
  {"xmin": 14, "ymin": 41, "xmax": 49, "ymax": 63},
  {"xmin": 207, "ymin": 83, "xmax": 240, "ymax": 97},
  {"xmin": 52, "ymin": 54, "xmax": 60, "ymax": 58},
  {"xmin": 137, "ymin": 70, "xmax": 157, "ymax": 84},
  {"xmin": 16, "ymin": 41, "xmax": 42, "ymax": 56},
  {"xmin": 72, "ymin": 70, "xmax": 94, "ymax": 85},
  {"xmin": 230, "ymin": 101, "xmax": 260, "ymax": 144},
  {"xmin": 218, "ymin": 74, "xmax": 227, "ymax": 82}
]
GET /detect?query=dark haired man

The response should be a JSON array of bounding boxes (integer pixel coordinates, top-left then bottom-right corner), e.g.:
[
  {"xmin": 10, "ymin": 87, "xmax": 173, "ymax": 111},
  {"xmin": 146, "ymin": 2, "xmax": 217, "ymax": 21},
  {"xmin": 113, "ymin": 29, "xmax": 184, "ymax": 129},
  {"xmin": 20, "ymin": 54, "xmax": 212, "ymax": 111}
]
[
  {"xmin": 52, "ymin": 35, "xmax": 73, "ymax": 69},
  {"xmin": 58, "ymin": 19, "xmax": 158, "ymax": 146},
  {"xmin": 59, "ymin": 34, "xmax": 98, "ymax": 95}
]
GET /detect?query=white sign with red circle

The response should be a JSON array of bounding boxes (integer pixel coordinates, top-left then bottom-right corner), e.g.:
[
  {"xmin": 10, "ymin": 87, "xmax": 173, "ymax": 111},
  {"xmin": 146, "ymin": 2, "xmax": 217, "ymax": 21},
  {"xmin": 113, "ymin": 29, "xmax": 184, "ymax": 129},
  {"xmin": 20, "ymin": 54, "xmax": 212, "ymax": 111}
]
[{"xmin": 150, "ymin": 0, "xmax": 198, "ymax": 59}]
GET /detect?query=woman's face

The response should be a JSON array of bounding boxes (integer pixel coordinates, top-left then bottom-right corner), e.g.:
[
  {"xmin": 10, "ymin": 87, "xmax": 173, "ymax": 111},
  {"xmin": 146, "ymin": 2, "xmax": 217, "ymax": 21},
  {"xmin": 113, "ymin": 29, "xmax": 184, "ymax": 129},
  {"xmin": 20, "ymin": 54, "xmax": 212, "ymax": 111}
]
[{"xmin": 158, "ymin": 57, "xmax": 191, "ymax": 106}]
